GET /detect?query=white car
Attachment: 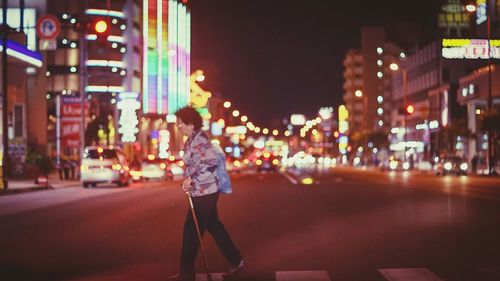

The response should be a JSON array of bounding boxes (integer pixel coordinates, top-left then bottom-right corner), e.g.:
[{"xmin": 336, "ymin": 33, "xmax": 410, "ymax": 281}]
[
  {"xmin": 141, "ymin": 158, "xmax": 167, "ymax": 181},
  {"xmin": 81, "ymin": 146, "xmax": 131, "ymax": 187}
]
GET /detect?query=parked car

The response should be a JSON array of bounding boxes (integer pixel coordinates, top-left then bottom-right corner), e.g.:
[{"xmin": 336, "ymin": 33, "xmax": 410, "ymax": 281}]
[
  {"xmin": 434, "ymin": 156, "xmax": 468, "ymax": 176},
  {"xmin": 141, "ymin": 156, "xmax": 167, "ymax": 181},
  {"xmin": 81, "ymin": 146, "xmax": 131, "ymax": 187}
]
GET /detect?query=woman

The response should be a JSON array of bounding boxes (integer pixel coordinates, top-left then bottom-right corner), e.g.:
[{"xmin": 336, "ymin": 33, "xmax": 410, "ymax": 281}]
[{"xmin": 168, "ymin": 106, "xmax": 244, "ymax": 281}]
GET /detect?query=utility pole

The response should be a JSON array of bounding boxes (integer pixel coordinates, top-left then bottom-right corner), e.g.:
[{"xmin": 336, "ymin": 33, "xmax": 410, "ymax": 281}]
[
  {"xmin": 1, "ymin": 0, "xmax": 8, "ymax": 189},
  {"xmin": 402, "ymin": 69, "xmax": 408, "ymax": 166},
  {"xmin": 79, "ymin": 0, "xmax": 88, "ymax": 171},
  {"xmin": 486, "ymin": 10, "xmax": 495, "ymax": 175}
]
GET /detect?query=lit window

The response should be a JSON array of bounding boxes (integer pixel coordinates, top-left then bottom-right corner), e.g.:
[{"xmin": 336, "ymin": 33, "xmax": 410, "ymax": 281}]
[
  {"xmin": 377, "ymin": 71, "xmax": 383, "ymax": 78},
  {"xmin": 377, "ymin": 108, "xmax": 384, "ymax": 115},
  {"xmin": 377, "ymin": 60, "xmax": 383, "ymax": 66},
  {"xmin": 377, "ymin": 47, "xmax": 383, "ymax": 54},
  {"xmin": 400, "ymin": 52, "xmax": 406, "ymax": 58},
  {"xmin": 377, "ymin": 96, "xmax": 384, "ymax": 103},
  {"xmin": 378, "ymin": 120, "xmax": 384, "ymax": 126}
]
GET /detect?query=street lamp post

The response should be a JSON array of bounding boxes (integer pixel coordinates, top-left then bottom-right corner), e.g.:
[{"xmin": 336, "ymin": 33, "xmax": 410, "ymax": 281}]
[
  {"xmin": 390, "ymin": 63, "xmax": 408, "ymax": 165},
  {"xmin": 1, "ymin": 0, "xmax": 8, "ymax": 189},
  {"xmin": 486, "ymin": 6, "xmax": 495, "ymax": 174},
  {"xmin": 467, "ymin": 2, "xmax": 496, "ymax": 174}
]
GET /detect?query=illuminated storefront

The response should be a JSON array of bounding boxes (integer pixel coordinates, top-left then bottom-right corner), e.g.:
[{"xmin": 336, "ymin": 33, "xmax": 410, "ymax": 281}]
[
  {"xmin": 442, "ymin": 38, "xmax": 500, "ymax": 59},
  {"xmin": 141, "ymin": 0, "xmax": 190, "ymax": 159},
  {"xmin": 142, "ymin": 0, "xmax": 190, "ymax": 115}
]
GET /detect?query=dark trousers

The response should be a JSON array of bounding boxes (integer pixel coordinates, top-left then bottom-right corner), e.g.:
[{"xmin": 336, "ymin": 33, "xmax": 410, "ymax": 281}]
[{"xmin": 180, "ymin": 192, "xmax": 242, "ymax": 275}]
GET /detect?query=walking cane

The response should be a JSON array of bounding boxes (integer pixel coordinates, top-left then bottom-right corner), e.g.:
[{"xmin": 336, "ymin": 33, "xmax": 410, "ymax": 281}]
[{"xmin": 186, "ymin": 192, "xmax": 214, "ymax": 281}]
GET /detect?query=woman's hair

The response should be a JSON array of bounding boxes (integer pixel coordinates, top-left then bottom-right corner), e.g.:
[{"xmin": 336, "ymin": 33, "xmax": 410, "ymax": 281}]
[{"xmin": 175, "ymin": 106, "xmax": 203, "ymax": 131}]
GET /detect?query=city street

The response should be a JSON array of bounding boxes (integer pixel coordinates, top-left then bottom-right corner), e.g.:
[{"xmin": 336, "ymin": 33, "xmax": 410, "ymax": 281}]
[{"xmin": 1, "ymin": 168, "xmax": 500, "ymax": 281}]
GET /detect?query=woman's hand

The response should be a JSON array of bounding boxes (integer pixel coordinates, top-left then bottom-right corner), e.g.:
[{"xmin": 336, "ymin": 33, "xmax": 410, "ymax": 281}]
[{"xmin": 182, "ymin": 178, "xmax": 193, "ymax": 194}]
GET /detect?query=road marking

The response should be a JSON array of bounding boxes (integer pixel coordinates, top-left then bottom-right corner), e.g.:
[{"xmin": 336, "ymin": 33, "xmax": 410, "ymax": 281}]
[
  {"xmin": 281, "ymin": 171, "xmax": 299, "ymax": 185},
  {"xmin": 195, "ymin": 273, "xmax": 224, "ymax": 281},
  {"xmin": 276, "ymin": 270, "xmax": 331, "ymax": 281},
  {"xmin": 66, "ymin": 276, "xmax": 124, "ymax": 281},
  {"xmin": 479, "ymin": 266, "xmax": 500, "ymax": 279},
  {"xmin": 378, "ymin": 268, "xmax": 444, "ymax": 281}
]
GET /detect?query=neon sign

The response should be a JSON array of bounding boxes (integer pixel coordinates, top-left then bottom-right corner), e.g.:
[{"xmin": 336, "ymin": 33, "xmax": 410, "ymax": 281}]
[
  {"xmin": 476, "ymin": 0, "xmax": 487, "ymax": 25},
  {"xmin": 117, "ymin": 92, "xmax": 140, "ymax": 142},
  {"xmin": 442, "ymin": 38, "xmax": 500, "ymax": 59}
]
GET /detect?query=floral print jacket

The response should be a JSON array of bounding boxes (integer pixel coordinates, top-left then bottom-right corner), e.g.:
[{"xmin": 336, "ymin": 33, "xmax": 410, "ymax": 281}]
[{"xmin": 182, "ymin": 130, "xmax": 219, "ymax": 197}]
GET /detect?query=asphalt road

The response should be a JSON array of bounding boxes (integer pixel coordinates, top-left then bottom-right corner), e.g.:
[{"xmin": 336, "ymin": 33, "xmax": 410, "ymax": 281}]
[{"xmin": 1, "ymin": 167, "xmax": 499, "ymax": 281}]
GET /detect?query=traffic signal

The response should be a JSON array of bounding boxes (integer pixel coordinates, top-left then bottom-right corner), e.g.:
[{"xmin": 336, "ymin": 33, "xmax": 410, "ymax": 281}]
[
  {"xmin": 398, "ymin": 104, "xmax": 415, "ymax": 115},
  {"xmin": 405, "ymin": 104, "xmax": 415, "ymax": 115},
  {"xmin": 90, "ymin": 18, "xmax": 109, "ymax": 42}
]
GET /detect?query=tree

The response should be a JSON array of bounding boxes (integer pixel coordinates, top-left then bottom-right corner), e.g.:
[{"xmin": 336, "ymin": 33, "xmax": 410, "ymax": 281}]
[
  {"xmin": 479, "ymin": 109, "xmax": 500, "ymax": 135},
  {"xmin": 368, "ymin": 130, "xmax": 389, "ymax": 149},
  {"xmin": 437, "ymin": 118, "xmax": 472, "ymax": 153},
  {"xmin": 85, "ymin": 115, "xmax": 110, "ymax": 146}
]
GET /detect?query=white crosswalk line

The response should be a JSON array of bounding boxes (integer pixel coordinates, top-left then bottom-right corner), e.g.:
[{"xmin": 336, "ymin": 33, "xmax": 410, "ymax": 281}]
[
  {"xmin": 195, "ymin": 273, "xmax": 224, "ymax": 281},
  {"xmin": 281, "ymin": 171, "xmax": 299, "ymax": 184},
  {"xmin": 378, "ymin": 268, "xmax": 444, "ymax": 281},
  {"xmin": 276, "ymin": 270, "xmax": 331, "ymax": 281}
]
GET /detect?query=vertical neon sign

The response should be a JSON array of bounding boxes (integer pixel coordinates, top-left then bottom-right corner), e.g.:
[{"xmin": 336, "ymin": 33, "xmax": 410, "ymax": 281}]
[
  {"xmin": 168, "ymin": 0, "xmax": 178, "ymax": 113},
  {"xmin": 142, "ymin": 0, "xmax": 149, "ymax": 113},
  {"xmin": 157, "ymin": 0, "xmax": 163, "ymax": 113},
  {"xmin": 144, "ymin": 0, "xmax": 190, "ymax": 114},
  {"xmin": 162, "ymin": 0, "xmax": 169, "ymax": 113}
]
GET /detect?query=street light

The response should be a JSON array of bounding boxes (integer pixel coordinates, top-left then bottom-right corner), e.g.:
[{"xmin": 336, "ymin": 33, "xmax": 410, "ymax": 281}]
[
  {"xmin": 390, "ymin": 62, "xmax": 409, "ymax": 165},
  {"xmin": 354, "ymin": 89, "xmax": 368, "ymax": 132},
  {"xmin": 465, "ymin": 1, "xmax": 495, "ymax": 174}
]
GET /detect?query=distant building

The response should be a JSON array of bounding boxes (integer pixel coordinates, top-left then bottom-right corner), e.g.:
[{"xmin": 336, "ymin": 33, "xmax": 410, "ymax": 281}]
[
  {"xmin": 342, "ymin": 27, "xmax": 402, "ymax": 134},
  {"xmin": 0, "ymin": 0, "xmax": 45, "ymax": 178},
  {"xmin": 390, "ymin": 40, "xmax": 483, "ymax": 164}
]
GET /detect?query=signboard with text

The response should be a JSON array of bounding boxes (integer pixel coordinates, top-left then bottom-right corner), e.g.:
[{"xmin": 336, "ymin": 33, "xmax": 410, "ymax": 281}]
[{"xmin": 61, "ymin": 97, "xmax": 88, "ymax": 148}]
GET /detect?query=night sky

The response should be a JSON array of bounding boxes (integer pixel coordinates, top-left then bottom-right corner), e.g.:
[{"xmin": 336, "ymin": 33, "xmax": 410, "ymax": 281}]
[{"xmin": 189, "ymin": 0, "xmax": 446, "ymax": 127}]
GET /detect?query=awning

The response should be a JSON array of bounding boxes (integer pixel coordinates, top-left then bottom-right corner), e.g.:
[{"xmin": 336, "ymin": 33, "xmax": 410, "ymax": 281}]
[{"xmin": 0, "ymin": 39, "xmax": 43, "ymax": 68}]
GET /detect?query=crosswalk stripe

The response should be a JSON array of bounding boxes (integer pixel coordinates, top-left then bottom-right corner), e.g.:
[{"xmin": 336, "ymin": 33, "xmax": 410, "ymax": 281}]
[
  {"xmin": 276, "ymin": 270, "xmax": 331, "ymax": 281},
  {"xmin": 281, "ymin": 171, "xmax": 299, "ymax": 184},
  {"xmin": 195, "ymin": 273, "xmax": 224, "ymax": 281},
  {"xmin": 378, "ymin": 268, "xmax": 444, "ymax": 281}
]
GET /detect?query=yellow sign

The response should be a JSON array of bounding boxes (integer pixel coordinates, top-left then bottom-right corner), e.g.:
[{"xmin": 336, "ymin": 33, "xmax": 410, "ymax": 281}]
[{"xmin": 190, "ymin": 70, "xmax": 211, "ymax": 109}]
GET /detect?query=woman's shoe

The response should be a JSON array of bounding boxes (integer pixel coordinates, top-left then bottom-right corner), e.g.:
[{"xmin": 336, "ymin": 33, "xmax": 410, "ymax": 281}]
[
  {"xmin": 222, "ymin": 260, "xmax": 245, "ymax": 280},
  {"xmin": 166, "ymin": 273, "xmax": 196, "ymax": 281}
]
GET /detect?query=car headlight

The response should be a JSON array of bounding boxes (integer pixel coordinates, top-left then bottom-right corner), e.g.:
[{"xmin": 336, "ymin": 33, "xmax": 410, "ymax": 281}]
[
  {"xmin": 460, "ymin": 163, "xmax": 468, "ymax": 171},
  {"xmin": 444, "ymin": 162, "xmax": 453, "ymax": 170},
  {"xmin": 402, "ymin": 162, "xmax": 410, "ymax": 170}
]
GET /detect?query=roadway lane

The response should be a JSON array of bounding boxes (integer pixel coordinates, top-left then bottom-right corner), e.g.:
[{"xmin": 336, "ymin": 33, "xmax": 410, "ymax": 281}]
[{"xmin": 0, "ymin": 169, "xmax": 500, "ymax": 281}]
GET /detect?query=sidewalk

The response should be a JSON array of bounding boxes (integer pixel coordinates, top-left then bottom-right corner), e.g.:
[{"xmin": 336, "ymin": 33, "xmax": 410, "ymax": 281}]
[{"xmin": 0, "ymin": 173, "xmax": 80, "ymax": 196}]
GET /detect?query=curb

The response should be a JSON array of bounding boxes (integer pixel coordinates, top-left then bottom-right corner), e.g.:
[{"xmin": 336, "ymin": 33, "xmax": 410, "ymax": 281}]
[{"xmin": 0, "ymin": 185, "xmax": 53, "ymax": 196}]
